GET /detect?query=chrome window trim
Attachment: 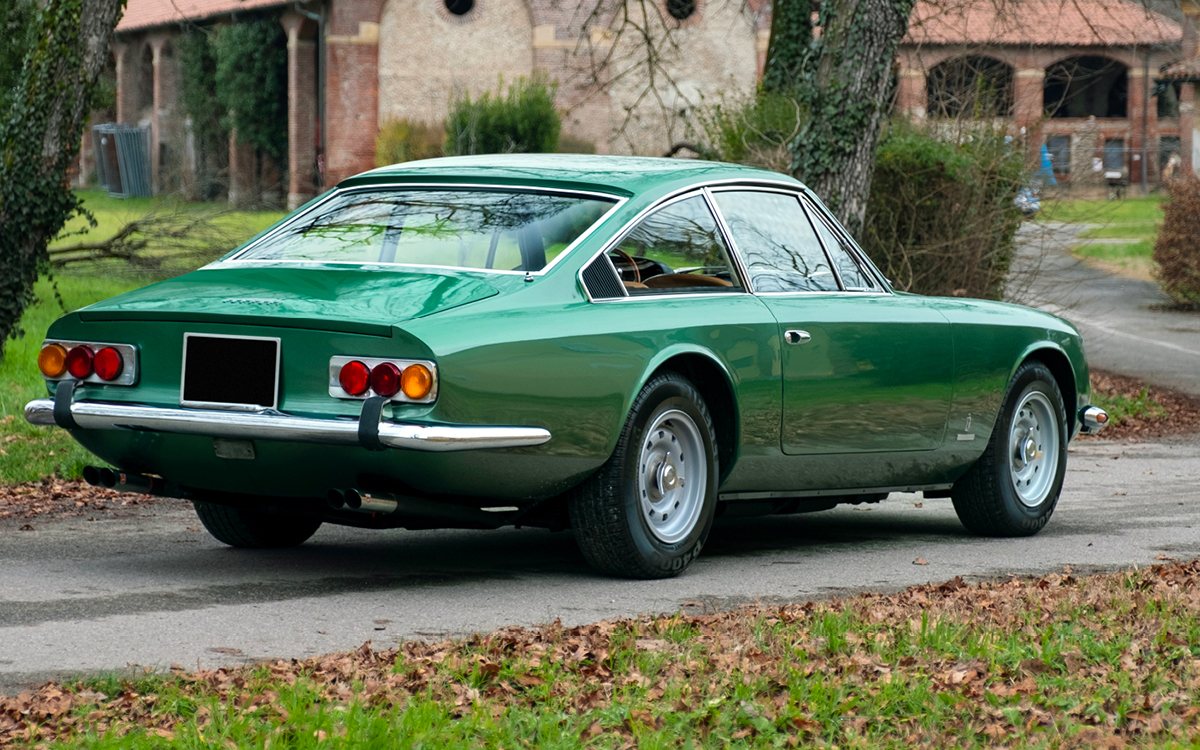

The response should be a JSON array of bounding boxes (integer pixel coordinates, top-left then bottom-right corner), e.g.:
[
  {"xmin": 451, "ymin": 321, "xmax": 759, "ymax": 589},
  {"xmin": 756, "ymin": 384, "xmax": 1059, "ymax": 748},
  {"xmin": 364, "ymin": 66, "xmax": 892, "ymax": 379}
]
[
  {"xmin": 798, "ymin": 189, "xmax": 893, "ymax": 291},
  {"xmin": 180, "ymin": 333, "xmax": 282, "ymax": 412},
  {"xmin": 328, "ymin": 355, "xmax": 439, "ymax": 403},
  {"xmin": 576, "ymin": 188, "xmax": 748, "ymax": 303},
  {"xmin": 41, "ymin": 340, "xmax": 138, "ymax": 386},
  {"xmin": 220, "ymin": 183, "xmax": 627, "ymax": 277}
]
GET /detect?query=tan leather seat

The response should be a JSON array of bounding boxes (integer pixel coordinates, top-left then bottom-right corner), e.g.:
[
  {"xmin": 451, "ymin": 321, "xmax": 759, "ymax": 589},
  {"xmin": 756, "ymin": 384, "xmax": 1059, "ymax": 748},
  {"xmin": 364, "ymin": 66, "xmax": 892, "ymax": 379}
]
[
  {"xmin": 623, "ymin": 281, "xmax": 649, "ymax": 290},
  {"xmin": 642, "ymin": 273, "xmax": 733, "ymax": 289}
]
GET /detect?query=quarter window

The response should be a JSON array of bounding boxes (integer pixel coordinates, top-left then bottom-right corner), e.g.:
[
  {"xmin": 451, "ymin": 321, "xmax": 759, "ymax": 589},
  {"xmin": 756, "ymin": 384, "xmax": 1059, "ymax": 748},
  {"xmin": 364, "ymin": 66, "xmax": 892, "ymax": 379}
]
[
  {"xmin": 608, "ymin": 195, "xmax": 743, "ymax": 295},
  {"xmin": 802, "ymin": 200, "xmax": 878, "ymax": 290},
  {"xmin": 712, "ymin": 191, "xmax": 837, "ymax": 293}
]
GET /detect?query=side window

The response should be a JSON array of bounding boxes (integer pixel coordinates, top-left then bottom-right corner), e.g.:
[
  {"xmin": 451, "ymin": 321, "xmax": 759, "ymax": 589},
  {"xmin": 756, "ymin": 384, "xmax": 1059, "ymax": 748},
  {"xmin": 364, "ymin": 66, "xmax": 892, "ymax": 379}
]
[
  {"xmin": 802, "ymin": 199, "xmax": 878, "ymax": 290},
  {"xmin": 712, "ymin": 191, "xmax": 838, "ymax": 293},
  {"xmin": 608, "ymin": 195, "xmax": 743, "ymax": 295}
]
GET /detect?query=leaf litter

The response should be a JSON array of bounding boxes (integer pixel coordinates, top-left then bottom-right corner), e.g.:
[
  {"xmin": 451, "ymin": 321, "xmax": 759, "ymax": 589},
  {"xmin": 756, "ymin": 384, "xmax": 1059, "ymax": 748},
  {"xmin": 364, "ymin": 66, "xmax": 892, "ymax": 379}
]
[{"xmin": 3, "ymin": 560, "xmax": 1199, "ymax": 747}]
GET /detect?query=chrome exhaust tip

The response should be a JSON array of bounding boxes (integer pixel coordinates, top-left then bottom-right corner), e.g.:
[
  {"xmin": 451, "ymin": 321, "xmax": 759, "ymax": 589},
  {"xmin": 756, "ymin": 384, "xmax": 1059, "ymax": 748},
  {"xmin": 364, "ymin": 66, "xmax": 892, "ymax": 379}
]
[
  {"xmin": 327, "ymin": 489, "xmax": 347, "ymax": 510},
  {"xmin": 343, "ymin": 489, "xmax": 399, "ymax": 514},
  {"xmin": 82, "ymin": 465, "xmax": 103, "ymax": 487}
]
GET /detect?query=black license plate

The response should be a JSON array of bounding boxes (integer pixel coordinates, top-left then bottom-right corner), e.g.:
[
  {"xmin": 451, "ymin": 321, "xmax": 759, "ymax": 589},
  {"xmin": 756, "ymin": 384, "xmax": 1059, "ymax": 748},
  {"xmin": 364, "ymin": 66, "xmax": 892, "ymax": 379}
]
[{"xmin": 181, "ymin": 334, "xmax": 280, "ymax": 410}]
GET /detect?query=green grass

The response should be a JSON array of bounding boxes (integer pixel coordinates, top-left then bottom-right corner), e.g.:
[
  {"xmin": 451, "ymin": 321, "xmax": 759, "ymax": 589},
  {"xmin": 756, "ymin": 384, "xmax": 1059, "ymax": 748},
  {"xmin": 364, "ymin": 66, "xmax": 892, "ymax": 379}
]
[
  {"xmin": 1041, "ymin": 196, "xmax": 1165, "ymax": 279},
  {"xmin": 6, "ymin": 561, "xmax": 1200, "ymax": 747},
  {"xmin": 1090, "ymin": 385, "xmax": 1167, "ymax": 427}
]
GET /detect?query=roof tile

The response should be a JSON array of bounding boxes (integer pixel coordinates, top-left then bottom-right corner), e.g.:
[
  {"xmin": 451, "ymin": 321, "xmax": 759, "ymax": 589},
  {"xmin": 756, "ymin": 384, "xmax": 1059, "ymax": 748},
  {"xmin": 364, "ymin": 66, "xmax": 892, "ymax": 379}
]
[{"xmin": 905, "ymin": 0, "xmax": 1181, "ymax": 47}]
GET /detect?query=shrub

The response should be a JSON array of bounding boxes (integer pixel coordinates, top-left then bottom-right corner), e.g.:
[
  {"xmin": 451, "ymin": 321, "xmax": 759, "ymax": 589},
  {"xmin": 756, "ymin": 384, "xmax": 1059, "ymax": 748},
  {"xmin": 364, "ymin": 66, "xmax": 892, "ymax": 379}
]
[
  {"xmin": 211, "ymin": 17, "xmax": 288, "ymax": 164},
  {"xmin": 1153, "ymin": 175, "xmax": 1200, "ymax": 306},
  {"xmin": 861, "ymin": 121, "xmax": 1025, "ymax": 300},
  {"xmin": 177, "ymin": 30, "xmax": 229, "ymax": 198},
  {"xmin": 376, "ymin": 119, "xmax": 445, "ymax": 167},
  {"xmin": 445, "ymin": 74, "xmax": 560, "ymax": 156},
  {"xmin": 687, "ymin": 91, "xmax": 805, "ymax": 173},
  {"xmin": 557, "ymin": 133, "xmax": 597, "ymax": 154}
]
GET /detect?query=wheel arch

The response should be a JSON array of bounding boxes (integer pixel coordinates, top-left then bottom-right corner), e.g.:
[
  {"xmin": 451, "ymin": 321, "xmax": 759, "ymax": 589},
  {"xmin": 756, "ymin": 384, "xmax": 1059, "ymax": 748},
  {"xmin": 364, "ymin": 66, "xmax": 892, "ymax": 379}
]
[
  {"xmin": 635, "ymin": 348, "xmax": 740, "ymax": 483},
  {"xmin": 1018, "ymin": 345, "xmax": 1078, "ymax": 436}
]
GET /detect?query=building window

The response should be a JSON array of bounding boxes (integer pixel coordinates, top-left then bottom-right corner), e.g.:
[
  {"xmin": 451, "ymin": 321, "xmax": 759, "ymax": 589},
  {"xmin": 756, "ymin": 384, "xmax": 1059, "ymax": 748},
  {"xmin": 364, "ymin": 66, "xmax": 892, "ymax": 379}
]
[
  {"xmin": 1157, "ymin": 64, "xmax": 1182, "ymax": 118},
  {"xmin": 443, "ymin": 0, "xmax": 474, "ymax": 17},
  {"xmin": 666, "ymin": 0, "xmax": 696, "ymax": 20},
  {"xmin": 1160, "ymin": 136, "xmax": 1182, "ymax": 179},
  {"xmin": 1046, "ymin": 135, "xmax": 1071, "ymax": 175},
  {"xmin": 1103, "ymin": 139, "xmax": 1125, "ymax": 171}
]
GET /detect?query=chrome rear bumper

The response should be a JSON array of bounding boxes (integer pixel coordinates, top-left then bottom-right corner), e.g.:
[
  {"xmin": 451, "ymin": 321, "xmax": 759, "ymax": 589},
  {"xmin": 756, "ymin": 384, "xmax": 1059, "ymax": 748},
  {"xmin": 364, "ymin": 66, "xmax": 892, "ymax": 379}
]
[{"xmin": 24, "ymin": 399, "xmax": 551, "ymax": 453}]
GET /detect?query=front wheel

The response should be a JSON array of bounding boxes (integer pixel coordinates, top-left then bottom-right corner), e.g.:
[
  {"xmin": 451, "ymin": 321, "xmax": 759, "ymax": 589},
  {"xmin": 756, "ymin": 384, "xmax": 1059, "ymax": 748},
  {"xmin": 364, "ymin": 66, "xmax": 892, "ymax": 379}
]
[
  {"xmin": 194, "ymin": 501, "xmax": 323, "ymax": 548},
  {"xmin": 952, "ymin": 360, "xmax": 1067, "ymax": 536},
  {"xmin": 569, "ymin": 372, "xmax": 718, "ymax": 578}
]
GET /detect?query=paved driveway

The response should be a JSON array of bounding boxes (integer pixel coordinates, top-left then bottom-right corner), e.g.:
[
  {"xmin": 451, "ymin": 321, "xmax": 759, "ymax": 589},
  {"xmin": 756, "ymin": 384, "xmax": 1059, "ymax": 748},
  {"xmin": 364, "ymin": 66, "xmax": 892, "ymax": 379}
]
[{"xmin": 2, "ymin": 436, "xmax": 1197, "ymax": 693}]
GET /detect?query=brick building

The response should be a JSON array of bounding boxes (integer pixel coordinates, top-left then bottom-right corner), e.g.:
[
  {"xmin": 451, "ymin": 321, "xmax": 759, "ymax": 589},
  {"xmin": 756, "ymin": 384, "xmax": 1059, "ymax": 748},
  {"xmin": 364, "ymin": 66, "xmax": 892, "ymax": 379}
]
[
  {"xmin": 1157, "ymin": 1, "xmax": 1200, "ymax": 176},
  {"xmin": 88, "ymin": 0, "xmax": 1186, "ymax": 206}
]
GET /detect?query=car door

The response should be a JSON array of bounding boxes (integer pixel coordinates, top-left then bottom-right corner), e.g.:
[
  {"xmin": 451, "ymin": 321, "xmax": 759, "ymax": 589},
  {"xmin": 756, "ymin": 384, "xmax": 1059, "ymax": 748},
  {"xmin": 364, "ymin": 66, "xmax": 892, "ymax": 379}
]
[{"xmin": 710, "ymin": 188, "xmax": 953, "ymax": 455}]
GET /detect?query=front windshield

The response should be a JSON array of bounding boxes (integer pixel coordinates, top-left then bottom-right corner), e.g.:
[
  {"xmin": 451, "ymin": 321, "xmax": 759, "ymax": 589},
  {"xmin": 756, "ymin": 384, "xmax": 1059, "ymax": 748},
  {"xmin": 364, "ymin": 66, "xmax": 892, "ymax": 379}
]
[{"xmin": 236, "ymin": 189, "xmax": 618, "ymax": 272}]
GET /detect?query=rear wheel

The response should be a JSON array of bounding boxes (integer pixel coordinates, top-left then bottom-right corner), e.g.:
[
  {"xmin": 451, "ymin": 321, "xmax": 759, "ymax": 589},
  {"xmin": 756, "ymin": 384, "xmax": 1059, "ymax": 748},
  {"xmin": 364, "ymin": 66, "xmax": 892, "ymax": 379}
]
[
  {"xmin": 569, "ymin": 372, "xmax": 718, "ymax": 578},
  {"xmin": 952, "ymin": 360, "xmax": 1067, "ymax": 536},
  {"xmin": 193, "ymin": 501, "xmax": 322, "ymax": 548}
]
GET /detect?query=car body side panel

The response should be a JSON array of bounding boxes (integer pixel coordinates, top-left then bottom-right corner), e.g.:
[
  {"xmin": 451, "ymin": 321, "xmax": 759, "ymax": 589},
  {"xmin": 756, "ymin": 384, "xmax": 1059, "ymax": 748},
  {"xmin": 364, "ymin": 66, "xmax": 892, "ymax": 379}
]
[{"xmin": 929, "ymin": 296, "xmax": 1088, "ymax": 444}]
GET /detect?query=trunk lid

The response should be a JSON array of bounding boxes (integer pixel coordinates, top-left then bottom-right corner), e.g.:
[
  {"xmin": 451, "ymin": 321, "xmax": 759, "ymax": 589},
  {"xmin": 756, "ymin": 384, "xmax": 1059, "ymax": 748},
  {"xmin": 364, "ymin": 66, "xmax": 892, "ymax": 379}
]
[{"xmin": 77, "ymin": 265, "xmax": 500, "ymax": 336}]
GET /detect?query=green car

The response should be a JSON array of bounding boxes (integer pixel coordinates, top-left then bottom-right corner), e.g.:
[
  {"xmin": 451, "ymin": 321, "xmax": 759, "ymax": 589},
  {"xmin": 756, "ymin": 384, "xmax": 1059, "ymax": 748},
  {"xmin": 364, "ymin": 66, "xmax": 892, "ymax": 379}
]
[{"xmin": 26, "ymin": 155, "xmax": 1108, "ymax": 578}]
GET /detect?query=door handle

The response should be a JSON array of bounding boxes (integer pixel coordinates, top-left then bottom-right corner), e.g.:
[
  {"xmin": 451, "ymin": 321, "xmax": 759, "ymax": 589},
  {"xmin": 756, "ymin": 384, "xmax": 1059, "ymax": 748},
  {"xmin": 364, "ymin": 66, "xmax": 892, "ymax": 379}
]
[{"xmin": 784, "ymin": 330, "xmax": 811, "ymax": 345}]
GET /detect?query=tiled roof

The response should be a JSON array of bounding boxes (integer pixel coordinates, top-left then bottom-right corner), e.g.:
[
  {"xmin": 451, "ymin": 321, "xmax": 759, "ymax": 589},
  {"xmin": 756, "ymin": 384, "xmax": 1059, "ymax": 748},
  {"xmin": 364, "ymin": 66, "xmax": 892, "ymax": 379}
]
[
  {"xmin": 906, "ymin": 0, "xmax": 1181, "ymax": 47},
  {"xmin": 1159, "ymin": 56, "xmax": 1200, "ymax": 80},
  {"xmin": 116, "ymin": 0, "xmax": 289, "ymax": 32}
]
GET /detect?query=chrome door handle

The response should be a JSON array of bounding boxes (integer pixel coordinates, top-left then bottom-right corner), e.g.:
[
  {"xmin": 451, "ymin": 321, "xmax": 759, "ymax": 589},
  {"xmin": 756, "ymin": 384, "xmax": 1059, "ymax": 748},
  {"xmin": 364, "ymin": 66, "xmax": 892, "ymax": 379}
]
[{"xmin": 784, "ymin": 330, "xmax": 811, "ymax": 345}]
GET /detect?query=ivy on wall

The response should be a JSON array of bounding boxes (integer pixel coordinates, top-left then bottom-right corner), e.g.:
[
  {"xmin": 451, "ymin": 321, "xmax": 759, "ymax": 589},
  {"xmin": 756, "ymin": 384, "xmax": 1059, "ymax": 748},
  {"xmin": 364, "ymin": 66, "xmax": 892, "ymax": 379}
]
[
  {"xmin": 177, "ymin": 15, "xmax": 288, "ymax": 173},
  {"xmin": 177, "ymin": 30, "xmax": 228, "ymax": 196}
]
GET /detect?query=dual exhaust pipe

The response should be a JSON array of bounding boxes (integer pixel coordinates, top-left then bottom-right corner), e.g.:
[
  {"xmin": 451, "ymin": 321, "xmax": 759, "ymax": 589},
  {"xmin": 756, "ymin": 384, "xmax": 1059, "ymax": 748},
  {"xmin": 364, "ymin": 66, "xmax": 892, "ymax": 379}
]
[
  {"xmin": 327, "ymin": 488, "xmax": 399, "ymax": 514},
  {"xmin": 82, "ymin": 466, "xmax": 168, "ymax": 495}
]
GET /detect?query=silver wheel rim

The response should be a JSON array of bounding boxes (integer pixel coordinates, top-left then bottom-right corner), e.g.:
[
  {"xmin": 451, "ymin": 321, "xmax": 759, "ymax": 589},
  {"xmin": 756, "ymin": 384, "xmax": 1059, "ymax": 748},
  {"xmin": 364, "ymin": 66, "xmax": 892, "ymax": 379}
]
[
  {"xmin": 1009, "ymin": 390, "xmax": 1060, "ymax": 508},
  {"xmin": 637, "ymin": 409, "xmax": 706, "ymax": 544}
]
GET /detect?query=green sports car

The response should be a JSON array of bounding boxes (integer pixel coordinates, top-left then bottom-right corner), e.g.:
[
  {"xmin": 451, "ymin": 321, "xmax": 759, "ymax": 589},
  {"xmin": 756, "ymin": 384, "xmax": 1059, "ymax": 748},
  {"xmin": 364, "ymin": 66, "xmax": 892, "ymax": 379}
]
[{"xmin": 26, "ymin": 155, "xmax": 1108, "ymax": 578}]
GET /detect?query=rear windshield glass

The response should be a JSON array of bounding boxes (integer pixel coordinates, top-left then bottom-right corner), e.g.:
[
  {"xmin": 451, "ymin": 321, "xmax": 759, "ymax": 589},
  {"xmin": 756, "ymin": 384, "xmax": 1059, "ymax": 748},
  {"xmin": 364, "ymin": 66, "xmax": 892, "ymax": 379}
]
[{"xmin": 235, "ymin": 189, "xmax": 617, "ymax": 273}]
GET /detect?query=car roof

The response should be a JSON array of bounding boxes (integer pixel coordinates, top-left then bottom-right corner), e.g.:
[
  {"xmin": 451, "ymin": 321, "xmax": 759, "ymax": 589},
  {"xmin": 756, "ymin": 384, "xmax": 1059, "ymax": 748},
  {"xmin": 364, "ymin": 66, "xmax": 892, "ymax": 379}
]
[{"xmin": 340, "ymin": 154, "xmax": 802, "ymax": 198}]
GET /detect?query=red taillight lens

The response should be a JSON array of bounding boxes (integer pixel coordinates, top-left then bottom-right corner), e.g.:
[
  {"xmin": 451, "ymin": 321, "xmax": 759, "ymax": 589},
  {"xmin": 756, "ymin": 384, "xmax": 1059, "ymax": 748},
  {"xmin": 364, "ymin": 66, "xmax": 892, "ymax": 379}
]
[
  {"xmin": 370, "ymin": 362, "xmax": 402, "ymax": 397},
  {"xmin": 338, "ymin": 360, "xmax": 371, "ymax": 396},
  {"xmin": 93, "ymin": 347, "xmax": 123, "ymax": 381},
  {"xmin": 65, "ymin": 346, "xmax": 94, "ymax": 379}
]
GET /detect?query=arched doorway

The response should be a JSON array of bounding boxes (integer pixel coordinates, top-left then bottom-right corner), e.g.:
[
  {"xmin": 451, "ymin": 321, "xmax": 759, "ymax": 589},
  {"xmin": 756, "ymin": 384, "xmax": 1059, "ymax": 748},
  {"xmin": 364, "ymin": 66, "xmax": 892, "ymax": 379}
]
[
  {"xmin": 1044, "ymin": 56, "xmax": 1128, "ymax": 118},
  {"xmin": 926, "ymin": 56, "xmax": 1014, "ymax": 118}
]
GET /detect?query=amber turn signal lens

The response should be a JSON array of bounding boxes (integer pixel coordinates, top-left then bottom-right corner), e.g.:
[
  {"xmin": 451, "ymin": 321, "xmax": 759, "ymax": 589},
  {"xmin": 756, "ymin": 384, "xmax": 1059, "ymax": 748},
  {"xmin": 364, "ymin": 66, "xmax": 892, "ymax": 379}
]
[
  {"xmin": 37, "ymin": 344, "xmax": 68, "ymax": 378},
  {"xmin": 370, "ymin": 362, "xmax": 402, "ymax": 397},
  {"xmin": 401, "ymin": 364, "xmax": 433, "ymax": 400},
  {"xmin": 338, "ymin": 360, "xmax": 371, "ymax": 396},
  {"xmin": 65, "ymin": 345, "xmax": 94, "ymax": 379},
  {"xmin": 93, "ymin": 347, "xmax": 124, "ymax": 381}
]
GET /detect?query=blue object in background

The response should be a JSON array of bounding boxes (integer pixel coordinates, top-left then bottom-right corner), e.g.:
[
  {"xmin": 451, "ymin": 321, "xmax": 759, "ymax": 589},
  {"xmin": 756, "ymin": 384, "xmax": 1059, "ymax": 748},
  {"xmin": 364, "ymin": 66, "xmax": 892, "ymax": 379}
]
[{"xmin": 1037, "ymin": 144, "xmax": 1058, "ymax": 186}]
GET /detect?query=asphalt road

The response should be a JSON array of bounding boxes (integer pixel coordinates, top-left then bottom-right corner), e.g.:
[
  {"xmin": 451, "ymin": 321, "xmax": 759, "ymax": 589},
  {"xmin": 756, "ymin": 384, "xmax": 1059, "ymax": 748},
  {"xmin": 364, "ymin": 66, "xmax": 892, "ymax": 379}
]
[
  {"xmin": 2, "ymin": 436, "xmax": 1198, "ymax": 693},
  {"xmin": 1011, "ymin": 222, "xmax": 1200, "ymax": 397}
]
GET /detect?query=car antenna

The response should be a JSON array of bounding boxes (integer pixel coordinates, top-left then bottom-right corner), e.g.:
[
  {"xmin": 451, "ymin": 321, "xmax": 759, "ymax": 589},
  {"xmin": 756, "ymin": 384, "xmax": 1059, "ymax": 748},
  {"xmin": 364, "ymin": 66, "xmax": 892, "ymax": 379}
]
[{"xmin": 524, "ymin": 272, "xmax": 533, "ymax": 283}]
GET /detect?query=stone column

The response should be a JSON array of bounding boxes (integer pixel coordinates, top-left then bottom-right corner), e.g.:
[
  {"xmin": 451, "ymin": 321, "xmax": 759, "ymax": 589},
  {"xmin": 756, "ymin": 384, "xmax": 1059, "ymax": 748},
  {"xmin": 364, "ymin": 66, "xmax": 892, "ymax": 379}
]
[
  {"xmin": 1014, "ymin": 68, "xmax": 1045, "ymax": 165},
  {"xmin": 1183, "ymin": 2, "xmax": 1199, "ymax": 175},
  {"xmin": 897, "ymin": 67, "xmax": 927, "ymax": 119},
  {"xmin": 113, "ymin": 43, "xmax": 135, "ymax": 124},
  {"xmin": 147, "ymin": 33, "xmax": 174, "ymax": 194},
  {"xmin": 281, "ymin": 12, "xmax": 318, "ymax": 210}
]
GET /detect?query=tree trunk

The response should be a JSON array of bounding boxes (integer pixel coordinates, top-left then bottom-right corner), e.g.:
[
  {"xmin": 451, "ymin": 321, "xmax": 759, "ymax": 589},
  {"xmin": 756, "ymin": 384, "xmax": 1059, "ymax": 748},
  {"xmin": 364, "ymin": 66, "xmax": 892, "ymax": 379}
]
[
  {"xmin": 779, "ymin": 0, "xmax": 915, "ymax": 238},
  {"xmin": 0, "ymin": 0, "xmax": 125, "ymax": 347}
]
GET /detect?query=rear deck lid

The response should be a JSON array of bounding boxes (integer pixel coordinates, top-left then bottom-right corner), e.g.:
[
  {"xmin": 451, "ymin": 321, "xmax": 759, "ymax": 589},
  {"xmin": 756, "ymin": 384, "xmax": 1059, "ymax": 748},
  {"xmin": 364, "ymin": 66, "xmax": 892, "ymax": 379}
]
[{"xmin": 78, "ymin": 265, "xmax": 499, "ymax": 336}]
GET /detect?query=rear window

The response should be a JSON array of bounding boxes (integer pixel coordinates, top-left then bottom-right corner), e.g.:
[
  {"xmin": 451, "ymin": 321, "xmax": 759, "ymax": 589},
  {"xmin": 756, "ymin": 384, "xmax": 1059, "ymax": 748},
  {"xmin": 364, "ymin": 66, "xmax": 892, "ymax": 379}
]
[{"xmin": 235, "ymin": 189, "xmax": 617, "ymax": 273}]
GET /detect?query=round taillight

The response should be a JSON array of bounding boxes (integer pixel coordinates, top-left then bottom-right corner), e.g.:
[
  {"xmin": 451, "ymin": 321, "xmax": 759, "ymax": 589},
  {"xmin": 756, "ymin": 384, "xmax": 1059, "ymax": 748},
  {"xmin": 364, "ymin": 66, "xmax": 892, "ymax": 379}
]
[
  {"xmin": 338, "ymin": 360, "xmax": 371, "ymax": 396},
  {"xmin": 401, "ymin": 364, "xmax": 433, "ymax": 400},
  {"xmin": 370, "ymin": 362, "xmax": 402, "ymax": 397},
  {"xmin": 93, "ymin": 347, "xmax": 123, "ymax": 381},
  {"xmin": 37, "ymin": 344, "xmax": 68, "ymax": 378},
  {"xmin": 65, "ymin": 345, "xmax": 94, "ymax": 379}
]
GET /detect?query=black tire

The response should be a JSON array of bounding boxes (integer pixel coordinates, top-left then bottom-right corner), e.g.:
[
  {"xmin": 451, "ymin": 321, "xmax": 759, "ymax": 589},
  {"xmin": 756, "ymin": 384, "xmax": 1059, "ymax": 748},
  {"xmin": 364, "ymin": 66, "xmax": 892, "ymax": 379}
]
[
  {"xmin": 569, "ymin": 372, "xmax": 719, "ymax": 578},
  {"xmin": 952, "ymin": 360, "xmax": 1068, "ymax": 537},
  {"xmin": 193, "ymin": 501, "xmax": 322, "ymax": 548}
]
